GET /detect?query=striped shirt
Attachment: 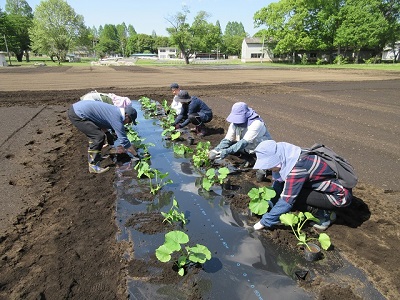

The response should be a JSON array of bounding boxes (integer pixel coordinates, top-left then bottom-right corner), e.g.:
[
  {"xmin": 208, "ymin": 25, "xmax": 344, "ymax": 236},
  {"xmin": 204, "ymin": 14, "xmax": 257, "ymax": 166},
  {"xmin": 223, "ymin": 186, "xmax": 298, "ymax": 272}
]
[
  {"xmin": 282, "ymin": 154, "xmax": 351, "ymax": 207},
  {"xmin": 261, "ymin": 154, "xmax": 352, "ymax": 227}
]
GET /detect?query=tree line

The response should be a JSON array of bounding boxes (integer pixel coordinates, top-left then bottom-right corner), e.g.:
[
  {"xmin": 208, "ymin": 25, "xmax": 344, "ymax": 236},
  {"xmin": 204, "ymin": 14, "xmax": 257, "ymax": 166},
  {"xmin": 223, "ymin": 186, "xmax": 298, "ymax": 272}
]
[
  {"xmin": 0, "ymin": 0, "xmax": 246, "ymax": 64},
  {"xmin": 0, "ymin": 0, "xmax": 399, "ymax": 64},
  {"xmin": 254, "ymin": 0, "xmax": 400, "ymax": 63}
]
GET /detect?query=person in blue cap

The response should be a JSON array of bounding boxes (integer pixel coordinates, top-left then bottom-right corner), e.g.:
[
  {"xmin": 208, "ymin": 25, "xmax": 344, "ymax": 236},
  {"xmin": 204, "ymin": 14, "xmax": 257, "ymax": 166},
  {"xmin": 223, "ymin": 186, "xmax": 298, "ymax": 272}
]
[
  {"xmin": 208, "ymin": 102, "xmax": 272, "ymax": 170},
  {"xmin": 68, "ymin": 100, "xmax": 138, "ymax": 174},
  {"xmin": 252, "ymin": 140, "xmax": 353, "ymax": 231}
]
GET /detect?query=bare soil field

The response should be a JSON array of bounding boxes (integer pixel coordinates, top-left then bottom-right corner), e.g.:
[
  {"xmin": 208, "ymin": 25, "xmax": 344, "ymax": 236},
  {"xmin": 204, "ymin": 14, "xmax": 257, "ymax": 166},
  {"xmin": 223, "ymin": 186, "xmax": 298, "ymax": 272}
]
[{"xmin": 0, "ymin": 65, "xmax": 399, "ymax": 300}]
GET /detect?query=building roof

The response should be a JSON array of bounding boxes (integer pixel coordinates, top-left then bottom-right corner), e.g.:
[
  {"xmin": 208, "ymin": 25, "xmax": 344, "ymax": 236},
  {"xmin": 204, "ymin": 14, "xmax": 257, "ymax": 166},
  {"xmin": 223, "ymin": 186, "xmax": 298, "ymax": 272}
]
[{"xmin": 244, "ymin": 37, "xmax": 262, "ymax": 44}]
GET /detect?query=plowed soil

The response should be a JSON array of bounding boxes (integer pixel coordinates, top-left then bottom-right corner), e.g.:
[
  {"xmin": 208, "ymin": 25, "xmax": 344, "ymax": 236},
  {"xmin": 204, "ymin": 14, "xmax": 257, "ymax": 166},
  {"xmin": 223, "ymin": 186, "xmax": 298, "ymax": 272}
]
[{"xmin": 0, "ymin": 65, "xmax": 399, "ymax": 300}]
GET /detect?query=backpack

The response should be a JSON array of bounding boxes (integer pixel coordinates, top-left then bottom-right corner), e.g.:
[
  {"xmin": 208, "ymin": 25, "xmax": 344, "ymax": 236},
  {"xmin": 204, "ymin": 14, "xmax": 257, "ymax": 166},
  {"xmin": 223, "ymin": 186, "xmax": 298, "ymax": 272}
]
[{"xmin": 302, "ymin": 143, "xmax": 358, "ymax": 189}]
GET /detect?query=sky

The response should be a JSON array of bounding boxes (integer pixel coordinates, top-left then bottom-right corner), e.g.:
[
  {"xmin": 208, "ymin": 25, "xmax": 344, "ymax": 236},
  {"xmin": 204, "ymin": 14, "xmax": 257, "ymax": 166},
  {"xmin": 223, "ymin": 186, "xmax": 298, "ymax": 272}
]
[{"xmin": 0, "ymin": 0, "xmax": 275, "ymax": 36}]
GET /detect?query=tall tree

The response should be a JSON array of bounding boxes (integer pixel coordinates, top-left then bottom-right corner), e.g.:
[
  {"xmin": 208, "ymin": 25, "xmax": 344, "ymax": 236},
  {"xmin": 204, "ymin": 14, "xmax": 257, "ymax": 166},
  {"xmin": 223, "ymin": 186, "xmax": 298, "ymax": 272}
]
[
  {"xmin": 116, "ymin": 22, "xmax": 127, "ymax": 57},
  {"xmin": 166, "ymin": 6, "xmax": 192, "ymax": 64},
  {"xmin": 5, "ymin": 0, "xmax": 33, "ymax": 17},
  {"xmin": 96, "ymin": 24, "xmax": 119, "ymax": 58},
  {"xmin": 4, "ymin": 0, "xmax": 32, "ymax": 61},
  {"xmin": 166, "ymin": 7, "xmax": 221, "ymax": 64},
  {"xmin": 379, "ymin": 0, "xmax": 400, "ymax": 62},
  {"xmin": 254, "ymin": 0, "xmax": 316, "ymax": 63},
  {"xmin": 335, "ymin": 0, "xmax": 387, "ymax": 63},
  {"xmin": 29, "ymin": 0, "xmax": 87, "ymax": 63},
  {"xmin": 223, "ymin": 21, "xmax": 246, "ymax": 56}
]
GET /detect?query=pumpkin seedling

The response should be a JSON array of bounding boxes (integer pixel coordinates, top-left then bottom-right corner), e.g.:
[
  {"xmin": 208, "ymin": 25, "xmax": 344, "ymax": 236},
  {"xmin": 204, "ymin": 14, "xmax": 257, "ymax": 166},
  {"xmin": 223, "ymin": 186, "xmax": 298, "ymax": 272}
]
[
  {"xmin": 279, "ymin": 212, "xmax": 331, "ymax": 251},
  {"xmin": 248, "ymin": 187, "xmax": 276, "ymax": 215},
  {"xmin": 192, "ymin": 141, "xmax": 211, "ymax": 168},
  {"xmin": 155, "ymin": 230, "xmax": 212, "ymax": 276},
  {"xmin": 173, "ymin": 143, "xmax": 194, "ymax": 156},
  {"xmin": 161, "ymin": 198, "xmax": 187, "ymax": 225},
  {"xmin": 201, "ymin": 167, "xmax": 230, "ymax": 191}
]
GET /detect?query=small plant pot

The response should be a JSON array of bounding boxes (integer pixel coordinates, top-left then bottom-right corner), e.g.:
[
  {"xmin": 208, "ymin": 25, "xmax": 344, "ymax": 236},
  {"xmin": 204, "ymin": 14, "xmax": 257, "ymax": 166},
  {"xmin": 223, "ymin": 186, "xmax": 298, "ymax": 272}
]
[
  {"xmin": 304, "ymin": 243, "xmax": 321, "ymax": 261},
  {"xmin": 187, "ymin": 137, "xmax": 194, "ymax": 145}
]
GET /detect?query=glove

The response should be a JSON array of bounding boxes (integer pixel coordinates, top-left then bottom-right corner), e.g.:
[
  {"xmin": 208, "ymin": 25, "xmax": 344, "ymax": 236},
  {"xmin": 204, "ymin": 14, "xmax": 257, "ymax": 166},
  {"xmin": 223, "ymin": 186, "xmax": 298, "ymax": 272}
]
[
  {"xmin": 175, "ymin": 124, "xmax": 181, "ymax": 129},
  {"xmin": 219, "ymin": 149, "xmax": 228, "ymax": 159},
  {"xmin": 208, "ymin": 149, "xmax": 221, "ymax": 160}
]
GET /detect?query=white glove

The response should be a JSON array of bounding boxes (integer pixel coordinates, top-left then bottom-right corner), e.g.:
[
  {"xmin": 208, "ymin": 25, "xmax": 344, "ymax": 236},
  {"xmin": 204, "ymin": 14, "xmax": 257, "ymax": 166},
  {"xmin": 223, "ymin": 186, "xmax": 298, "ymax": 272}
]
[{"xmin": 208, "ymin": 149, "xmax": 221, "ymax": 160}]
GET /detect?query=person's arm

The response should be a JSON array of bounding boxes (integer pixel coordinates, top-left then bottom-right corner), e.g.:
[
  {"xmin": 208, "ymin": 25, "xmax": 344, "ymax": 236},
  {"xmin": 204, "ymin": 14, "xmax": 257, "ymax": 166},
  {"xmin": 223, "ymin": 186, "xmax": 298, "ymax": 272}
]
[
  {"xmin": 174, "ymin": 105, "xmax": 187, "ymax": 126},
  {"xmin": 260, "ymin": 166, "xmax": 308, "ymax": 227},
  {"xmin": 178, "ymin": 101, "xmax": 195, "ymax": 128},
  {"xmin": 219, "ymin": 140, "xmax": 249, "ymax": 158}
]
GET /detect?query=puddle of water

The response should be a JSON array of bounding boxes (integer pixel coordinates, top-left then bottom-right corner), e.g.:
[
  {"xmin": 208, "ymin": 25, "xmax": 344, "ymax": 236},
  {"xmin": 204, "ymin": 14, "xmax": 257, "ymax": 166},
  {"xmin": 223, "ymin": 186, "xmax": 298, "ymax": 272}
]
[{"xmin": 115, "ymin": 101, "xmax": 385, "ymax": 300}]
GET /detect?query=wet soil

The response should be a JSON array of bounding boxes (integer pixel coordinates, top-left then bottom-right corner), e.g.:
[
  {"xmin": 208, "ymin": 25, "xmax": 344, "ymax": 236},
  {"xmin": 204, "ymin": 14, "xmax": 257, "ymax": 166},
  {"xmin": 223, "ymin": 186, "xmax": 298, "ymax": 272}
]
[{"xmin": 0, "ymin": 65, "xmax": 399, "ymax": 300}]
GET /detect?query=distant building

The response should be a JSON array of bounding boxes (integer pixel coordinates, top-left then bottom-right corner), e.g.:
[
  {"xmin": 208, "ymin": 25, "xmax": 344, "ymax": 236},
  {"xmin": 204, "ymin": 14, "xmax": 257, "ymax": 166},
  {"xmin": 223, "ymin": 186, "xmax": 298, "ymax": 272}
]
[
  {"xmin": 130, "ymin": 53, "xmax": 158, "ymax": 59},
  {"xmin": 157, "ymin": 47, "xmax": 179, "ymax": 59},
  {"xmin": 0, "ymin": 52, "xmax": 8, "ymax": 67},
  {"xmin": 382, "ymin": 41, "xmax": 400, "ymax": 62},
  {"xmin": 241, "ymin": 38, "xmax": 272, "ymax": 63}
]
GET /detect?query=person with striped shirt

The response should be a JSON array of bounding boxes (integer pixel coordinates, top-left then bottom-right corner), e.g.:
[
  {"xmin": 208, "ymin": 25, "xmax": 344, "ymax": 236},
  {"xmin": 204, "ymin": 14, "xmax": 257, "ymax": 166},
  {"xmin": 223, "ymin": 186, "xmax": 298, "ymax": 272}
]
[{"xmin": 252, "ymin": 140, "xmax": 353, "ymax": 231}]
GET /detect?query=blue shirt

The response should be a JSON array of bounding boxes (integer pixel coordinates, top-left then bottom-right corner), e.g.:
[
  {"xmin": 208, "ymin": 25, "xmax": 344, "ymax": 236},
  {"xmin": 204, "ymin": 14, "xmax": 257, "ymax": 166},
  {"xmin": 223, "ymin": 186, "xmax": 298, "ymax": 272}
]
[
  {"xmin": 72, "ymin": 100, "xmax": 131, "ymax": 148},
  {"xmin": 174, "ymin": 96, "xmax": 213, "ymax": 127}
]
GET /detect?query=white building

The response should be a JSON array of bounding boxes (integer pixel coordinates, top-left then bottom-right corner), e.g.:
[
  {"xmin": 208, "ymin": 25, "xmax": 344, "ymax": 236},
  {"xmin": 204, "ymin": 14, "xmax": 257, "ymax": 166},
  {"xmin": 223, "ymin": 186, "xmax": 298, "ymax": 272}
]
[
  {"xmin": 0, "ymin": 52, "xmax": 8, "ymax": 67},
  {"xmin": 158, "ymin": 47, "xmax": 179, "ymax": 59},
  {"xmin": 241, "ymin": 38, "xmax": 272, "ymax": 63},
  {"xmin": 382, "ymin": 41, "xmax": 400, "ymax": 62}
]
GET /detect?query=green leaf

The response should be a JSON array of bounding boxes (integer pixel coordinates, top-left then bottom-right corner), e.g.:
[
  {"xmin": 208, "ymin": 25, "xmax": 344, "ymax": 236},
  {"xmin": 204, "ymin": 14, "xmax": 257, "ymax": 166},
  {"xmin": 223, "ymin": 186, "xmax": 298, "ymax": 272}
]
[
  {"xmin": 178, "ymin": 268, "xmax": 185, "ymax": 276},
  {"xmin": 218, "ymin": 167, "xmax": 230, "ymax": 176},
  {"xmin": 247, "ymin": 187, "xmax": 261, "ymax": 200},
  {"xmin": 279, "ymin": 213, "xmax": 299, "ymax": 226},
  {"xmin": 205, "ymin": 168, "xmax": 216, "ymax": 178},
  {"xmin": 318, "ymin": 233, "xmax": 331, "ymax": 250},
  {"xmin": 171, "ymin": 131, "xmax": 181, "ymax": 140},
  {"xmin": 188, "ymin": 244, "xmax": 212, "ymax": 263},
  {"xmin": 261, "ymin": 187, "xmax": 276, "ymax": 199},
  {"xmin": 202, "ymin": 177, "xmax": 212, "ymax": 191},
  {"xmin": 155, "ymin": 244, "xmax": 172, "ymax": 262},
  {"xmin": 177, "ymin": 255, "xmax": 187, "ymax": 267},
  {"xmin": 165, "ymin": 230, "xmax": 189, "ymax": 245},
  {"xmin": 249, "ymin": 199, "xmax": 270, "ymax": 215}
]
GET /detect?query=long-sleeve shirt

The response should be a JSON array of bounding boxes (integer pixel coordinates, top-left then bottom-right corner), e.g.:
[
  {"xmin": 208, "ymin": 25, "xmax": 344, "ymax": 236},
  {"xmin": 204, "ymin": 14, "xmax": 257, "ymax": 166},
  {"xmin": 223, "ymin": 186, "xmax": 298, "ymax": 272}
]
[
  {"xmin": 174, "ymin": 96, "xmax": 213, "ymax": 127},
  {"xmin": 261, "ymin": 154, "xmax": 351, "ymax": 227},
  {"xmin": 224, "ymin": 120, "xmax": 271, "ymax": 153},
  {"xmin": 72, "ymin": 100, "xmax": 132, "ymax": 148},
  {"xmin": 171, "ymin": 95, "xmax": 182, "ymax": 114}
]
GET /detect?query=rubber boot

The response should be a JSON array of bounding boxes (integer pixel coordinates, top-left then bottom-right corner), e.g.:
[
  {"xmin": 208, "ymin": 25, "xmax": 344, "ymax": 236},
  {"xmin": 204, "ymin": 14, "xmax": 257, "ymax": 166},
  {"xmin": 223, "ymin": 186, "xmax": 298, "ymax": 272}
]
[
  {"xmin": 197, "ymin": 124, "xmax": 207, "ymax": 137},
  {"xmin": 88, "ymin": 150, "xmax": 109, "ymax": 174}
]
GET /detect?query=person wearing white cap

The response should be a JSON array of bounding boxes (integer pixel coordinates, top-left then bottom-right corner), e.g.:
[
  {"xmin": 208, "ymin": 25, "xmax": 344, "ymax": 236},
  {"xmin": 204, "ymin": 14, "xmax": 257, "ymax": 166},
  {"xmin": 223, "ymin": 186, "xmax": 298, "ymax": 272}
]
[
  {"xmin": 252, "ymin": 140, "xmax": 353, "ymax": 231},
  {"xmin": 169, "ymin": 83, "xmax": 183, "ymax": 115},
  {"xmin": 208, "ymin": 102, "xmax": 272, "ymax": 169}
]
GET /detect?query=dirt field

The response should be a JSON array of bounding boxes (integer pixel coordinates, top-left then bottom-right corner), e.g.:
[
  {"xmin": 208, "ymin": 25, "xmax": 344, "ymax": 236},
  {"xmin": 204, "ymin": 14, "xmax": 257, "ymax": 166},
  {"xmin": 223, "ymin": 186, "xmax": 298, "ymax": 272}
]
[{"xmin": 0, "ymin": 65, "xmax": 399, "ymax": 300}]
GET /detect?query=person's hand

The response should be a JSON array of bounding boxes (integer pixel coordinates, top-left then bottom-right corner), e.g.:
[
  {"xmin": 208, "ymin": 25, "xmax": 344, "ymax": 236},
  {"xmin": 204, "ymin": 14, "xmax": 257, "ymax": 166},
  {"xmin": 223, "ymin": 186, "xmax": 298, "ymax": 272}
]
[
  {"xmin": 208, "ymin": 149, "xmax": 221, "ymax": 160},
  {"xmin": 219, "ymin": 149, "xmax": 228, "ymax": 159},
  {"xmin": 175, "ymin": 124, "xmax": 181, "ymax": 130},
  {"xmin": 127, "ymin": 146, "xmax": 138, "ymax": 157},
  {"xmin": 116, "ymin": 145, "xmax": 125, "ymax": 154}
]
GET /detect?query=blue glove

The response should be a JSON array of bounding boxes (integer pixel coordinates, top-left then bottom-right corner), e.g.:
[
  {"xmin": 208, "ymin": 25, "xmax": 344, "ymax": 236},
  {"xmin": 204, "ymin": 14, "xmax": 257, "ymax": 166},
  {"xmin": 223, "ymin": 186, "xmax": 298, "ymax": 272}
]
[{"xmin": 220, "ymin": 149, "xmax": 229, "ymax": 159}]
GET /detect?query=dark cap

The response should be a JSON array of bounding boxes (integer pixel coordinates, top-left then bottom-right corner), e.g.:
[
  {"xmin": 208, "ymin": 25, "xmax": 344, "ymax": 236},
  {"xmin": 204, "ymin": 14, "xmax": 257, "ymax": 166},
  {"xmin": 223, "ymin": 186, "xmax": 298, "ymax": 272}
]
[
  {"xmin": 125, "ymin": 106, "xmax": 137, "ymax": 125},
  {"xmin": 177, "ymin": 90, "xmax": 191, "ymax": 103},
  {"xmin": 170, "ymin": 83, "xmax": 179, "ymax": 89}
]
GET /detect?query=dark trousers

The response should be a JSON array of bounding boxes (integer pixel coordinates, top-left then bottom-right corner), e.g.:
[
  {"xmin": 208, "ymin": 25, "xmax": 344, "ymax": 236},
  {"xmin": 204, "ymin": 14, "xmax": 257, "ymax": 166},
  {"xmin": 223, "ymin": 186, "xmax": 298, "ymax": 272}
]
[
  {"xmin": 68, "ymin": 106, "xmax": 105, "ymax": 151},
  {"xmin": 188, "ymin": 113, "xmax": 212, "ymax": 126}
]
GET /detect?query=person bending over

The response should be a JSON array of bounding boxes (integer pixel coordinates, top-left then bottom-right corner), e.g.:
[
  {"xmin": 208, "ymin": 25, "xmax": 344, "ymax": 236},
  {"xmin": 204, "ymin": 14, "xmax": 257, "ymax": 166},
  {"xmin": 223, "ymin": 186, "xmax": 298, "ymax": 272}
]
[{"xmin": 252, "ymin": 140, "xmax": 353, "ymax": 231}]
